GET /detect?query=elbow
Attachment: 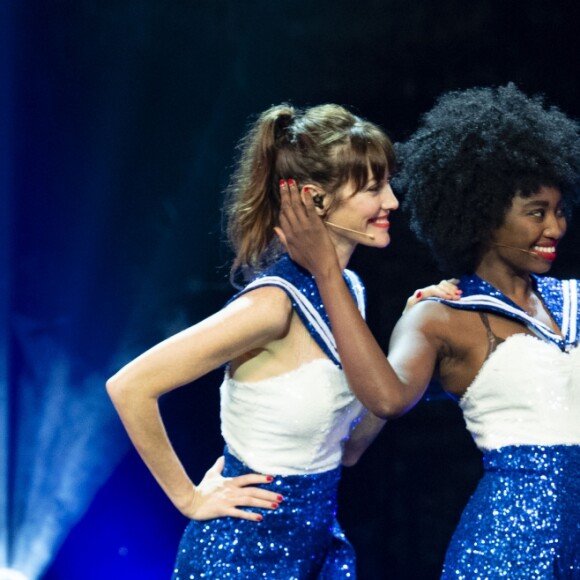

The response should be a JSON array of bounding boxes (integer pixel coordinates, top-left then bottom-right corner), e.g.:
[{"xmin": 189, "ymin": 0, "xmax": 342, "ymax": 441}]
[
  {"xmin": 350, "ymin": 382, "xmax": 412, "ymax": 420},
  {"xmin": 341, "ymin": 442, "xmax": 364, "ymax": 467},
  {"xmin": 105, "ymin": 374, "xmax": 120, "ymax": 402},
  {"xmin": 341, "ymin": 453, "xmax": 361, "ymax": 468},
  {"xmin": 106, "ymin": 372, "xmax": 131, "ymax": 405},
  {"xmin": 364, "ymin": 397, "xmax": 409, "ymax": 421},
  {"xmin": 106, "ymin": 370, "xmax": 159, "ymax": 409}
]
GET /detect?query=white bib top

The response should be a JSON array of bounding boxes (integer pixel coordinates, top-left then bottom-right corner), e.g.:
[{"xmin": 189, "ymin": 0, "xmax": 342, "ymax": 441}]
[
  {"xmin": 459, "ymin": 334, "xmax": 580, "ymax": 452},
  {"xmin": 220, "ymin": 358, "xmax": 364, "ymax": 475}
]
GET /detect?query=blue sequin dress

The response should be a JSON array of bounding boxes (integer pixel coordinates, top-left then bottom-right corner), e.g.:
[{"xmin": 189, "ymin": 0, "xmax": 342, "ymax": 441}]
[
  {"xmin": 435, "ymin": 276, "xmax": 580, "ymax": 579},
  {"xmin": 172, "ymin": 255, "xmax": 365, "ymax": 579}
]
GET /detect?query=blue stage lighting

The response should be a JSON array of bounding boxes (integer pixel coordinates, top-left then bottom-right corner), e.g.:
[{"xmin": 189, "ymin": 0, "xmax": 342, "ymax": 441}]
[
  {"xmin": 0, "ymin": 569, "xmax": 30, "ymax": 580},
  {"xmin": 3, "ymin": 328, "xmax": 131, "ymax": 579}
]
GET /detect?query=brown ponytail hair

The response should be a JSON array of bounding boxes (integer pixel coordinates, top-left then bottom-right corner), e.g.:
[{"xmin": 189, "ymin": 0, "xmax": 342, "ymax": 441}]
[{"xmin": 224, "ymin": 103, "xmax": 395, "ymax": 283}]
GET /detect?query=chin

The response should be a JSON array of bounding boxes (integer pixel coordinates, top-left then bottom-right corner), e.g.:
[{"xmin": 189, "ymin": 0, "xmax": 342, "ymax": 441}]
[
  {"xmin": 531, "ymin": 261, "xmax": 554, "ymax": 275},
  {"xmin": 371, "ymin": 235, "xmax": 391, "ymax": 249}
]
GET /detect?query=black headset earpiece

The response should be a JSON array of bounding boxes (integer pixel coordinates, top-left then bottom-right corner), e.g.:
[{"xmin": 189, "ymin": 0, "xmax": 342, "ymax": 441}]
[{"xmin": 312, "ymin": 194, "xmax": 325, "ymax": 209}]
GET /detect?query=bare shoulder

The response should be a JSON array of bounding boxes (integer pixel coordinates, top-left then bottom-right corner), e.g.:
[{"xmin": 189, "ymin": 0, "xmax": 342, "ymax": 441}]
[
  {"xmin": 225, "ymin": 285, "xmax": 293, "ymax": 333},
  {"xmin": 232, "ymin": 284, "xmax": 293, "ymax": 310},
  {"xmin": 390, "ymin": 299, "xmax": 490, "ymax": 397},
  {"xmin": 394, "ymin": 299, "xmax": 483, "ymax": 351},
  {"xmin": 396, "ymin": 299, "xmax": 459, "ymax": 337}
]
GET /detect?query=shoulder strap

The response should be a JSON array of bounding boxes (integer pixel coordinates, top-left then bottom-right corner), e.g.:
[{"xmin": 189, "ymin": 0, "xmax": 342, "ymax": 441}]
[{"xmin": 229, "ymin": 255, "xmax": 366, "ymax": 367}]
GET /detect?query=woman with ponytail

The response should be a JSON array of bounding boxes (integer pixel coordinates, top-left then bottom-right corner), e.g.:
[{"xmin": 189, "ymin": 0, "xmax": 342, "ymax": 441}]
[{"xmin": 106, "ymin": 103, "xmax": 457, "ymax": 579}]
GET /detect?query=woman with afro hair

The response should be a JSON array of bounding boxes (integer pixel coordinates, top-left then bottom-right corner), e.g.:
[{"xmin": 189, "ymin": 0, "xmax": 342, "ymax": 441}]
[{"xmin": 277, "ymin": 83, "xmax": 580, "ymax": 578}]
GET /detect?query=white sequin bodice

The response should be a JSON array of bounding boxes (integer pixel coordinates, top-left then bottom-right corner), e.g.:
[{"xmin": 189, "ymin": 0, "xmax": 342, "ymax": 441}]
[
  {"xmin": 459, "ymin": 334, "xmax": 580, "ymax": 451},
  {"xmin": 220, "ymin": 358, "xmax": 363, "ymax": 475}
]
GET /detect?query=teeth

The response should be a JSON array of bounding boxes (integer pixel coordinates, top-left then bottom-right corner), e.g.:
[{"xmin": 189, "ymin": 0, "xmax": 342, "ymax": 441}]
[{"xmin": 533, "ymin": 246, "xmax": 555, "ymax": 253}]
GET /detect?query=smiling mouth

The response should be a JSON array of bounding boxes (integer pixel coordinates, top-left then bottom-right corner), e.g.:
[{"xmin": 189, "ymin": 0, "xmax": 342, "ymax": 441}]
[
  {"xmin": 369, "ymin": 216, "xmax": 390, "ymax": 228},
  {"xmin": 532, "ymin": 245, "xmax": 557, "ymax": 260}
]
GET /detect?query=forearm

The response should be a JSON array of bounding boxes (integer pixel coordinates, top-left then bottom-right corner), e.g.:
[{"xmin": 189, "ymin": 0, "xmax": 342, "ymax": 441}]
[
  {"xmin": 314, "ymin": 267, "xmax": 409, "ymax": 418},
  {"xmin": 107, "ymin": 379, "xmax": 195, "ymax": 512},
  {"xmin": 342, "ymin": 410, "xmax": 387, "ymax": 466},
  {"xmin": 277, "ymin": 179, "xmax": 436, "ymax": 417}
]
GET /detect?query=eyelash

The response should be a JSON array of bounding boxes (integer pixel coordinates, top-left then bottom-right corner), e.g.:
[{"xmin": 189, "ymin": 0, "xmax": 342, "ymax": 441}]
[
  {"xmin": 361, "ymin": 176, "xmax": 390, "ymax": 195},
  {"xmin": 529, "ymin": 208, "xmax": 565, "ymax": 218},
  {"xmin": 366, "ymin": 179, "xmax": 389, "ymax": 193}
]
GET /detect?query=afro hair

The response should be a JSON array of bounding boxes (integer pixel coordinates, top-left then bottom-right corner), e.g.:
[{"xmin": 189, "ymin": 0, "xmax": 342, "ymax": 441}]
[{"xmin": 395, "ymin": 83, "xmax": 580, "ymax": 274}]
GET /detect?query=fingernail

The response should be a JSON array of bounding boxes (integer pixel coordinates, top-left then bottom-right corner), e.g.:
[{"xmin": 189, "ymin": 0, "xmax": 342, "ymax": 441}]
[
  {"xmin": 288, "ymin": 178, "xmax": 296, "ymax": 186},
  {"xmin": 279, "ymin": 179, "xmax": 286, "ymax": 186},
  {"xmin": 256, "ymin": 515, "xmax": 263, "ymax": 522},
  {"xmin": 266, "ymin": 476, "xmax": 274, "ymax": 482},
  {"xmin": 416, "ymin": 291, "xmax": 423, "ymax": 298},
  {"xmin": 303, "ymin": 186, "xmax": 310, "ymax": 193},
  {"xmin": 276, "ymin": 495, "xmax": 284, "ymax": 501},
  {"xmin": 272, "ymin": 503, "xmax": 279, "ymax": 508}
]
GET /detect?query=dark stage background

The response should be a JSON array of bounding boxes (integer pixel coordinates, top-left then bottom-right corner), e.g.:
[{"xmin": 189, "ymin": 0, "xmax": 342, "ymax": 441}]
[{"xmin": 2, "ymin": 1, "xmax": 579, "ymax": 579}]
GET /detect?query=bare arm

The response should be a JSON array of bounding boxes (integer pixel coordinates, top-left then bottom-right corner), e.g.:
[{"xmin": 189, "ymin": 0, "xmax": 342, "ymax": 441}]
[
  {"xmin": 106, "ymin": 287, "xmax": 290, "ymax": 520},
  {"xmin": 275, "ymin": 181, "xmax": 445, "ymax": 418},
  {"xmin": 342, "ymin": 410, "xmax": 387, "ymax": 466}
]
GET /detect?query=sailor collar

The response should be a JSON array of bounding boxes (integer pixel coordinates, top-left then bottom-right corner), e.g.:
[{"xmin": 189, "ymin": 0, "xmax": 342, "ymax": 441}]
[{"xmin": 428, "ymin": 274, "xmax": 579, "ymax": 352}]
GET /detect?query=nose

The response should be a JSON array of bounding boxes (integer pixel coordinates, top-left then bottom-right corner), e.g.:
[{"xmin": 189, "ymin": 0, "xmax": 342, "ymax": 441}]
[
  {"xmin": 545, "ymin": 211, "xmax": 567, "ymax": 240},
  {"xmin": 381, "ymin": 182, "xmax": 399, "ymax": 211}
]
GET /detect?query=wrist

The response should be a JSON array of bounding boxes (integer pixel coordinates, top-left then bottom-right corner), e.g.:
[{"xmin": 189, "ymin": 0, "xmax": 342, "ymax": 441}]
[
  {"xmin": 311, "ymin": 255, "xmax": 341, "ymax": 280},
  {"xmin": 313, "ymin": 262, "xmax": 342, "ymax": 285},
  {"xmin": 172, "ymin": 483, "xmax": 197, "ymax": 513}
]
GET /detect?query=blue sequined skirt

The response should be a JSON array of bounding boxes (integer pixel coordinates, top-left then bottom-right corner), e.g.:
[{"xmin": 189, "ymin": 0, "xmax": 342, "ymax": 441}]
[
  {"xmin": 172, "ymin": 448, "xmax": 356, "ymax": 579},
  {"xmin": 442, "ymin": 445, "xmax": 580, "ymax": 579}
]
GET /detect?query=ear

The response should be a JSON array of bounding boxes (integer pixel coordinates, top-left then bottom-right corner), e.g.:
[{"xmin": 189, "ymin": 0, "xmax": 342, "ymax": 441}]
[{"xmin": 300, "ymin": 185, "xmax": 327, "ymax": 216}]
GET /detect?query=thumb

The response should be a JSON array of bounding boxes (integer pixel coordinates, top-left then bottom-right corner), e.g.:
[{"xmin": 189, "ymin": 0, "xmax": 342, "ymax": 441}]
[
  {"xmin": 208, "ymin": 455, "xmax": 225, "ymax": 475},
  {"xmin": 402, "ymin": 290, "xmax": 422, "ymax": 314}
]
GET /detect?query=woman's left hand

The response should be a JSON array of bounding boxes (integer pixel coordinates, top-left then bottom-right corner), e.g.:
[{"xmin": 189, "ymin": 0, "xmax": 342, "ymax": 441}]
[{"xmin": 403, "ymin": 279, "xmax": 461, "ymax": 314}]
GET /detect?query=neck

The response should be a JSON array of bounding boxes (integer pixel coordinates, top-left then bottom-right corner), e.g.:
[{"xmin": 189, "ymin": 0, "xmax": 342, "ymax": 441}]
[
  {"xmin": 475, "ymin": 263, "xmax": 534, "ymax": 301},
  {"xmin": 475, "ymin": 250, "xmax": 537, "ymax": 294},
  {"xmin": 334, "ymin": 242, "xmax": 356, "ymax": 271}
]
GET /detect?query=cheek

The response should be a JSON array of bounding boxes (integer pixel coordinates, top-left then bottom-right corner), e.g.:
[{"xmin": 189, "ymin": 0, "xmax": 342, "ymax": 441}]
[
  {"xmin": 326, "ymin": 203, "xmax": 358, "ymax": 223},
  {"xmin": 353, "ymin": 197, "xmax": 379, "ymax": 215},
  {"xmin": 327, "ymin": 196, "xmax": 378, "ymax": 224}
]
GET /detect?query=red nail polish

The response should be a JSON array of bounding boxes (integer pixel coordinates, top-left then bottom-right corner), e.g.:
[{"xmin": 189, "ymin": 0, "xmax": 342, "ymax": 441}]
[
  {"xmin": 256, "ymin": 515, "xmax": 263, "ymax": 521},
  {"xmin": 272, "ymin": 503, "xmax": 279, "ymax": 508},
  {"xmin": 279, "ymin": 179, "xmax": 286, "ymax": 186},
  {"xmin": 276, "ymin": 495, "xmax": 283, "ymax": 501},
  {"xmin": 266, "ymin": 476, "xmax": 274, "ymax": 482},
  {"xmin": 288, "ymin": 178, "xmax": 296, "ymax": 186},
  {"xmin": 416, "ymin": 291, "xmax": 423, "ymax": 298}
]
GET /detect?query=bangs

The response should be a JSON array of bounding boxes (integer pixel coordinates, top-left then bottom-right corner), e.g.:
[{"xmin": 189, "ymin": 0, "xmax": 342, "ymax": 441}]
[{"xmin": 334, "ymin": 124, "xmax": 395, "ymax": 191}]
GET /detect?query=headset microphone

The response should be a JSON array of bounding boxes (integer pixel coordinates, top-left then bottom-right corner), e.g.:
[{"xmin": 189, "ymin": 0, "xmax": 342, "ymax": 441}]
[
  {"xmin": 493, "ymin": 243, "xmax": 535, "ymax": 255},
  {"xmin": 324, "ymin": 222, "xmax": 376, "ymax": 240},
  {"xmin": 311, "ymin": 193, "xmax": 376, "ymax": 239}
]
